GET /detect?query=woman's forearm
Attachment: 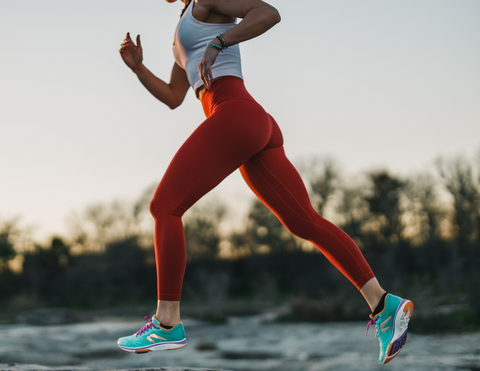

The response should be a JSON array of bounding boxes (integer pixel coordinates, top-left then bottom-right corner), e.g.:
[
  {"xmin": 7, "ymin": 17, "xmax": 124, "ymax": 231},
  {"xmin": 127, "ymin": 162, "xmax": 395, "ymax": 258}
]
[
  {"xmin": 133, "ymin": 64, "xmax": 180, "ymax": 109},
  {"xmin": 220, "ymin": 3, "xmax": 281, "ymax": 47}
]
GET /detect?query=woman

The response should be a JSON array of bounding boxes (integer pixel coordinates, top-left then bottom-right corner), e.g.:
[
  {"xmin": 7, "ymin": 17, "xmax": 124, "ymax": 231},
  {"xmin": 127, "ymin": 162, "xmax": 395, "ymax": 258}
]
[{"xmin": 117, "ymin": 0, "xmax": 413, "ymax": 364}]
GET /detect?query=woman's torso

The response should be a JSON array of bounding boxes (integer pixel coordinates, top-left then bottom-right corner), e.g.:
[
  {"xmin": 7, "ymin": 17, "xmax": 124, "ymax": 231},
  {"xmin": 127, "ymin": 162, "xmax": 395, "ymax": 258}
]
[{"xmin": 172, "ymin": 0, "xmax": 243, "ymax": 96}]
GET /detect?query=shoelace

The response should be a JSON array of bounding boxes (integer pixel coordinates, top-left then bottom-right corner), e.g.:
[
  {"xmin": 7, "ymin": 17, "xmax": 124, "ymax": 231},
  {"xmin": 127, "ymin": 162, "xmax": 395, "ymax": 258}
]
[
  {"xmin": 365, "ymin": 316, "xmax": 379, "ymax": 338},
  {"xmin": 136, "ymin": 316, "xmax": 159, "ymax": 337}
]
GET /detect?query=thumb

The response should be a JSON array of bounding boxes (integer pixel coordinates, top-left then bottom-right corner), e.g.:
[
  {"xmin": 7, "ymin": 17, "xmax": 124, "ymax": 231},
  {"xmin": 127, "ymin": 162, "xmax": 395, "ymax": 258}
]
[{"xmin": 136, "ymin": 34, "xmax": 142, "ymax": 48}]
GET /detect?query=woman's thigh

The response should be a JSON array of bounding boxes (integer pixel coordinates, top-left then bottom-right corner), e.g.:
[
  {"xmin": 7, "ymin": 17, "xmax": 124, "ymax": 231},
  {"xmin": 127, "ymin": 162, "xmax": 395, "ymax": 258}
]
[
  {"xmin": 240, "ymin": 145, "xmax": 318, "ymax": 230},
  {"xmin": 151, "ymin": 100, "xmax": 272, "ymax": 214}
]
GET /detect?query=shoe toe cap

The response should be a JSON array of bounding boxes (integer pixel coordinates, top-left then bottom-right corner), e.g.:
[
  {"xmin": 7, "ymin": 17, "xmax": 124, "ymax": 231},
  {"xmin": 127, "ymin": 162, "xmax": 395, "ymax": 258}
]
[{"xmin": 117, "ymin": 334, "xmax": 136, "ymax": 347}]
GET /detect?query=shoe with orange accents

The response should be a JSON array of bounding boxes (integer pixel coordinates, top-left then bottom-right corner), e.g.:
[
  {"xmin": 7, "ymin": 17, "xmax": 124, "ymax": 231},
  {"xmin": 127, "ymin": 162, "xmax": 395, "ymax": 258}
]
[
  {"xmin": 366, "ymin": 294, "xmax": 413, "ymax": 364},
  {"xmin": 117, "ymin": 315, "xmax": 187, "ymax": 354}
]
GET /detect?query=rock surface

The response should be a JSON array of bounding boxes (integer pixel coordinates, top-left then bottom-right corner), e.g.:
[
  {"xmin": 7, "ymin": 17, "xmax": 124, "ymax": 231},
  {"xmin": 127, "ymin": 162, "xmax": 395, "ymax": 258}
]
[
  {"xmin": 0, "ymin": 366, "xmax": 230, "ymax": 371},
  {"xmin": 14, "ymin": 309, "xmax": 82, "ymax": 326},
  {"xmin": 1, "ymin": 316, "xmax": 479, "ymax": 371}
]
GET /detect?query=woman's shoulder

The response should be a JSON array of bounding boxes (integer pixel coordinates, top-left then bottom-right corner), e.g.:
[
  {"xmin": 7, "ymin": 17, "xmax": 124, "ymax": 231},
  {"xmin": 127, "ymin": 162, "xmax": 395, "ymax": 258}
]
[
  {"xmin": 192, "ymin": 0, "xmax": 236, "ymax": 24},
  {"xmin": 193, "ymin": 0, "xmax": 214, "ymax": 11},
  {"xmin": 190, "ymin": 0, "xmax": 211, "ymax": 21},
  {"xmin": 195, "ymin": 0, "xmax": 215, "ymax": 6}
]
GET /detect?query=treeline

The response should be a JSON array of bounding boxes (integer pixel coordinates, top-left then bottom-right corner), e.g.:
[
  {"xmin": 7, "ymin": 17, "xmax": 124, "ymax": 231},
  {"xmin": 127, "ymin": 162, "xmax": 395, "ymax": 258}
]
[{"xmin": 1, "ymin": 154, "xmax": 480, "ymax": 331}]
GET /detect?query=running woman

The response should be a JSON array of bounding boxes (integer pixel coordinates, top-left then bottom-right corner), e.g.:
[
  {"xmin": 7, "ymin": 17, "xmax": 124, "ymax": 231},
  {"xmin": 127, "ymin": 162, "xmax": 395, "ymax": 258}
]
[{"xmin": 116, "ymin": 0, "xmax": 413, "ymax": 364}]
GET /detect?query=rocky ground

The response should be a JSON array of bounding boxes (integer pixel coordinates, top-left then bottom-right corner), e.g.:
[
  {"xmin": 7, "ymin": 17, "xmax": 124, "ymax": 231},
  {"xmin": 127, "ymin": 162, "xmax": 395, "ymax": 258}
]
[
  {"xmin": 0, "ymin": 367, "xmax": 229, "ymax": 371},
  {"xmin": 1, "ymin": 314, "xmax": 479, "ymax": 371}
]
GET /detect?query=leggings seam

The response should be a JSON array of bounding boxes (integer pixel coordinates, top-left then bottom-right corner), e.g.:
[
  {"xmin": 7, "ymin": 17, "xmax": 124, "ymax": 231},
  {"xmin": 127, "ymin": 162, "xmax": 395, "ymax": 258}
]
[
  {"xmin": 251, "ymin": 153, "xmax": 373, "ymax": 283},
  {"xmin": 255, "ymin": 154, "xmax": 316, "ymax": 224}
]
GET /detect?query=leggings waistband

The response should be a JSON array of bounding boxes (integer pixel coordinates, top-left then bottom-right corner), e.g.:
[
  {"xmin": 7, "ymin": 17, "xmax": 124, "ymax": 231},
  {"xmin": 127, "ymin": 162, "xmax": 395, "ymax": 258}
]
[{"xmin": 201, "ymin": 76, "xmax": 255, "ymax": 117}]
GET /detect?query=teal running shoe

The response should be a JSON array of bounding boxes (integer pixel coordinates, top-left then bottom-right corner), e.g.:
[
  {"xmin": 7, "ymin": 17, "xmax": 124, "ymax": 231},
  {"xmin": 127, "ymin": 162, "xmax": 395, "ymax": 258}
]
[
  {"xmin": 366, "ymin": 294, "xmax": 414, "ymax": 364},
  {"xmin": 117, "ymin": 315, "xmax": 187, "ymax": 354}
]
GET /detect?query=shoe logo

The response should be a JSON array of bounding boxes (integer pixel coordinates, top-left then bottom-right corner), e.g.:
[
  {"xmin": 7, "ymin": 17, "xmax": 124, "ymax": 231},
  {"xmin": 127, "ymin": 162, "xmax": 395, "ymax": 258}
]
[
  {"xmin": 147, "ymin": 334, "xmax": 167, "ymax": 343},
  {"xmin": 380, "ymin": 316, "xmax": 392, "ymax": 332}
]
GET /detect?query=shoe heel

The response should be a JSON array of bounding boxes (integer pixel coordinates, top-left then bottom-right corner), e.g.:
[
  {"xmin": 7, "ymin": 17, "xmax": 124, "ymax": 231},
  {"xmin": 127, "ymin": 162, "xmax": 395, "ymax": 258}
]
[{"xmin": 402, "ymin": 300, "xmax": 414, "ymax": 318}]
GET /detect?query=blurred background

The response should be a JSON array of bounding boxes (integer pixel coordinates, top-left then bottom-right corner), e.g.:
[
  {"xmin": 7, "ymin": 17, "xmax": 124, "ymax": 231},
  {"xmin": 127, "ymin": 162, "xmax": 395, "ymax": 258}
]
[{"xmin": 1, "ymin": 0, "xmax": 480, "ymax": 370}]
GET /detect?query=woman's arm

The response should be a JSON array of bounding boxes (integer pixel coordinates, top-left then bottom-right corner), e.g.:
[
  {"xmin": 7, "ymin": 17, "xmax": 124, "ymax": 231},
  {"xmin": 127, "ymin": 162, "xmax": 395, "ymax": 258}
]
[
  {"xmin": 197, "ymin": 0, "xmax": 281, "ymax": 88},
  {"xmin": 120, "ymin": 33, "xmax": 190, "ymax": 110},
  {"xmin": 207, "ymin": 0, "xmax": 281, "ymax": 46},
  {"xmin": 134, "ymin": 62, "xmax": 190, "ymax": 110}
]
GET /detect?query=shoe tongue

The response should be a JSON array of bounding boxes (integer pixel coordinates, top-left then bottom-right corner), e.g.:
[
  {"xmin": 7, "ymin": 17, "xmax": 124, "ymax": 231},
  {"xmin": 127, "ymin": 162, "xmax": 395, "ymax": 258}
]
[{"xmin": 152, "ymin": 315, "xmax": 161, "ymax": 326}]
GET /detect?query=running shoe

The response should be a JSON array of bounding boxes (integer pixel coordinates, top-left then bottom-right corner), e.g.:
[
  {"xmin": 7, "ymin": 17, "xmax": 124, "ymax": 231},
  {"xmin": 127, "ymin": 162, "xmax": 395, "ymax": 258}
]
[
  {"xmin": 117, "ymin": 315, "xmax": 187, "ymax": 354},
  {"xmin": 366, "ymin": 294, "xmax": 413, "ymax": 364}
]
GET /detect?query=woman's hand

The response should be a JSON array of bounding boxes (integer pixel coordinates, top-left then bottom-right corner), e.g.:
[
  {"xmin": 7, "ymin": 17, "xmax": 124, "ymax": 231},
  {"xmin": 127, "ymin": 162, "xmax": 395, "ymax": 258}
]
[
  {"xmin": 119, "ymin": 32, "xmax": 143, "ymax": 72},
  {"xmin": 198, "ymin": 42, "xmax": 221, "ymax": 89}
]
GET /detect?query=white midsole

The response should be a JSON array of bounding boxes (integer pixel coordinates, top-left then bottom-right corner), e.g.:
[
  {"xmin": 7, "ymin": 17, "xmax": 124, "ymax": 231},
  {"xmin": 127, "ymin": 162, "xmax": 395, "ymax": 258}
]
[
  {"xmin": 119, "ymin": 339, "xmax": 187, "ymax": 352},
  {"xmin": 392, "ymin": 300, "xmax": 411, "ymax": 343}
]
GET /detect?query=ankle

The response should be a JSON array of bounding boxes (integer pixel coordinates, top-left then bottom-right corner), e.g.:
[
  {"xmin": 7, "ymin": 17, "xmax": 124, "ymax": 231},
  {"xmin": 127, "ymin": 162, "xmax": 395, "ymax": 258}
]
[
  {"xmin": 156, "ymin": 300, "xmax": 181, "ymax": 325},
  {"xmin": 372, "ymin": 292, "xmax": 388, "ymax": 316},
  {"xmin": 359, "ymin": 278, "xmax": 387, "ymax": 313},
  {"xmin": 155, "ymin": 314, "xmax": 180, "ymax": 327}
]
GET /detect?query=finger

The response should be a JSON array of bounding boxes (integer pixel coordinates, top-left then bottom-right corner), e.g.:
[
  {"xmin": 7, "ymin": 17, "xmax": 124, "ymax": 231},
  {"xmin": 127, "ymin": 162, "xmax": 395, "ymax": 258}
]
[
  {"xmin": 136, "ymin": 35, "xmax": 142, "ymax": 48},
  {"xmin": 201, "ymin": 65, "xmax": 209, "ymax": 88},
  {"xmin": 205, "ymin": 66, "xmax": 212, "ymax": 88},
  {"xmin": 204, "ymin": 74, "xmax": 210, "ymax": 89},
  {"xmin": 208, "ymin": 67, "xmax": 213, "ymax": 83},
  {"xmin": 201, "ymin": 72, "xmax": 208, "ymax": 89},
  {"xmin": 200, "ymin": 70, "xmax": 206, "ymax": 89},
  {"xmin": 198, "ymin": 63, "xmax": 205, "ymax": 86}
]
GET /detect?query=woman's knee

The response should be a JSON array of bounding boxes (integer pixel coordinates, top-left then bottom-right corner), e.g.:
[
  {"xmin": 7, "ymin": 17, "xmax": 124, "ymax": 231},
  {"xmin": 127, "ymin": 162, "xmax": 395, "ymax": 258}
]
[
  {"xmin": 281, "ymin": 213, "xmax": 323, "ymax": 240},
  {"xmin": 149, "ymin": 196, "xmax": 186, "ymax": 220},
  {"xmin": 281, "ymin": 218, "xmax": 310, "ymax": 239}
]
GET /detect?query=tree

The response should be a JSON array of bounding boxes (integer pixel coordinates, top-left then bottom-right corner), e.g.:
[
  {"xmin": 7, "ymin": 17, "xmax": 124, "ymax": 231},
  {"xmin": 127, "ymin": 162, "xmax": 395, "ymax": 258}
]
[
  {"xmin": 336, "ymin": 185, "xmax": 370, "ymax": 248},
  {"xmin": 299, "ymin": 157, "xmax": 339, "ymax": 216},
  {"xmin": 184, "ymin": 202, "xmax": 226, "ymax": 261},
  {"xmin": 404, "ymin": 175, "xmax": 445, "ymax": 244},
  {"xmin": 67, "ymin": 184, "xmax": 158, "ymax": 253},
  {"xmin": 240, "ymin": 199, "xmax": 298, "ymax": 254},
  {"xmin": 67, "ymin": 200, "xmax": 142, "ymax": 252},
  {"xmin": 22, "ymin": 236, "xmax": 71, "ymax": 300},
  {"xmin": 309, "ymin": 159, "xmax": 338, "ymax": 215},
  {"xmin": 437, "ymin": 156, "xmax": 480, "ymax": 244},
  {"xmin": 366, "ymin": 171, "xmax": 405, "ymax": 245},
  {"xmin": 0, "ymin": 218, "xmax": 18, "ymax": 272}
]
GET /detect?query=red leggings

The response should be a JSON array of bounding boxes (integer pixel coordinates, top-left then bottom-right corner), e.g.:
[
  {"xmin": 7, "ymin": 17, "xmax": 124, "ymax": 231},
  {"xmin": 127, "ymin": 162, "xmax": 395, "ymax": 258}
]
[{"xmin": 150, "ymin": 77, "xmax": 374, "ymax": 300}]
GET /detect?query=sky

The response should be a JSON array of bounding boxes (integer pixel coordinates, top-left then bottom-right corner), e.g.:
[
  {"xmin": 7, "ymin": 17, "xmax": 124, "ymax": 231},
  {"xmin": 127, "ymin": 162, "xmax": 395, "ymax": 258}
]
[{"xmin": 1, "ymin": 0, "xmax": 479, "ymax": 242}]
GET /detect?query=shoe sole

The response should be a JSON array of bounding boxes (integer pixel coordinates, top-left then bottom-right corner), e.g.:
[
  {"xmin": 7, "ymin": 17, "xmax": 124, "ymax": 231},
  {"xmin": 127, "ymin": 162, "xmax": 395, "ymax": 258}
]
[
  {"xmin": 117, "ymin": 338, "xmax": 187, "ymax": 354},
  {"xmin": 381, "ymin": 299, "xmax": 414, "ymax": 364}
]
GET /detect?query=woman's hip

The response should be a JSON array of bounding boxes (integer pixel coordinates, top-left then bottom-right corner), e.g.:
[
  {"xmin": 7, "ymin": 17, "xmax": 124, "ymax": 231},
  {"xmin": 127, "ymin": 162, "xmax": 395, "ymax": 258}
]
[{"xmin": 201, "ymin": 76, "xmax": 257, "ymax": 116}]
